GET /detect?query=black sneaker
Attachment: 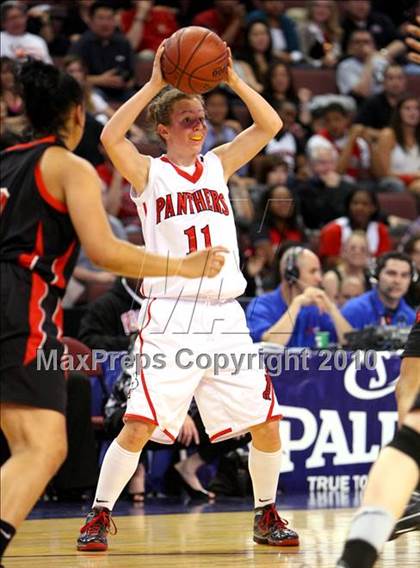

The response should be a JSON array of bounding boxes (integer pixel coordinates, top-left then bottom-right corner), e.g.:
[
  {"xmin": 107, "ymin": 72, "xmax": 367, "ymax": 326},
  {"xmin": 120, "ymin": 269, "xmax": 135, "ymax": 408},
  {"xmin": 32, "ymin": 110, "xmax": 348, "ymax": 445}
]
[
  {"xmin": 388, "ymin": 490, "xmax": 420, "ymax": 540},
  {"xmin": 253, "ymin": 503, "xmax": 299, "ymax": 546},
  {"xmin": 77, "ymin": 507, "xmax": 117, "ymax": 551}
]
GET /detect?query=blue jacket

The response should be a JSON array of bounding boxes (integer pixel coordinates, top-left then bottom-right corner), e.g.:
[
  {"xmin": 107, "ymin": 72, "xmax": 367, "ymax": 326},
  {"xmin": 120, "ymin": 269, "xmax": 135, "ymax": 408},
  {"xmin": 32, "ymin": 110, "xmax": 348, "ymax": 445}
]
[
  {"xmin": 341, "ymin": 289, "xmax": 415, "ymax": 329},
  {"xmin": 246, "ymin": 287, "xmax": 337, "ymax": 347}
]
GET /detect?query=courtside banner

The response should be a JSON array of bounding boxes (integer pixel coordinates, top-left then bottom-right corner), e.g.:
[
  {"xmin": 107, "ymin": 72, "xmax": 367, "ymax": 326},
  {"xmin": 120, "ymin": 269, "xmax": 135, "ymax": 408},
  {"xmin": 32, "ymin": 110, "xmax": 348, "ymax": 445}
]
[{"xmin": 268, "ymin": 349, "xmax": 401, "ymax": 493}]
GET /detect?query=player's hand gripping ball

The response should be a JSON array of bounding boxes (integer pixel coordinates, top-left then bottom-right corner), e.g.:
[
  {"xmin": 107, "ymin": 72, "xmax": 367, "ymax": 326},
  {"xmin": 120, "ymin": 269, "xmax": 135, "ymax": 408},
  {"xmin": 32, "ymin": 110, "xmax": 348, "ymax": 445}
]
[{"xmin": 161, "ymin": 26, "xmax": 228, "ymax": 94}]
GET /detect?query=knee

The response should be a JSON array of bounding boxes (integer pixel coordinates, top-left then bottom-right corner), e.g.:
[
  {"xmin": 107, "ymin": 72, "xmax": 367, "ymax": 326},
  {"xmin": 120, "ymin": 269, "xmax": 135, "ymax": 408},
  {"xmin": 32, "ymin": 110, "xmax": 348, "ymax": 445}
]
[
  {"xmin": 118, "ymin": 421, "xmax": 154, "ymax": 451},
  {"xmin": 251, "ymin": 420, "xmax": 281, "ymax": 451}
]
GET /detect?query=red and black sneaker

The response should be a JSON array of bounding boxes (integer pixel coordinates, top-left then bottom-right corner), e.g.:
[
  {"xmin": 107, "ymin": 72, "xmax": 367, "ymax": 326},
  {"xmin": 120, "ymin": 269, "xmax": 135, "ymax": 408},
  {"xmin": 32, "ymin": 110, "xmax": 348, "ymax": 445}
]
[
  {"xmin": 253, "ymin": 503, "xmax": 299, "ymax": 546},
  {"xmin": 77, "ymin": 507, "xmax": 117, "ymax": 551}
]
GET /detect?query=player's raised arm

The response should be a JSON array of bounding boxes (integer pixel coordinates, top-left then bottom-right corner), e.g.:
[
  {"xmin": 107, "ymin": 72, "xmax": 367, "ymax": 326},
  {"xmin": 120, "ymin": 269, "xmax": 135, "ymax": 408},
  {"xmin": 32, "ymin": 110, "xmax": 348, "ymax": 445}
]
[
  {"xmin": 212, "ymin": 48, "xmax": 283, "ymax": 180},
  {"xmin": 60, "ymin": 151, "xmax": 226, "ymax": 279},
  {"xmin": 100, "ymin": 42, "xmax": 168, "ymax": 193}
]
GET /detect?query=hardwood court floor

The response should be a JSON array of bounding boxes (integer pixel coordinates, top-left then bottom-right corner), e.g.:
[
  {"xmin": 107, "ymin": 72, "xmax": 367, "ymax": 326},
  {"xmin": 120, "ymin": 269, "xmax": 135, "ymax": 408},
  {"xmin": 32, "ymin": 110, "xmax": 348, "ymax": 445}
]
[{"xmin": 4, "ymin": 509, "xmax": 419, "ymax": 568}]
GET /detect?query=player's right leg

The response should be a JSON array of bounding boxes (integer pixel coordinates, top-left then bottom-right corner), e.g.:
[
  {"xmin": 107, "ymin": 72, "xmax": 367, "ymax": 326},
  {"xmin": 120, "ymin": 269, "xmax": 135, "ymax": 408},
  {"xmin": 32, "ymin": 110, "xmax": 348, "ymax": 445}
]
[
  {"xmin": 77, "ymin": 420, "xmax": 155, "ymax": 551},
  {"xmin": 0, "ymin": 404, "xmax": 67, "ymax": 559}
]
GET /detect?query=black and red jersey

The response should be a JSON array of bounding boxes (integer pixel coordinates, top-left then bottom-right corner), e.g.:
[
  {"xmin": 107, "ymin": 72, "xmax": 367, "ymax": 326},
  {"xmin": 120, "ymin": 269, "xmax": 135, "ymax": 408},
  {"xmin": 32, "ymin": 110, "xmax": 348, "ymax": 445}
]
[{"xmin": 0, "ymin": 136, "xmax": 79, "ymax": 295}]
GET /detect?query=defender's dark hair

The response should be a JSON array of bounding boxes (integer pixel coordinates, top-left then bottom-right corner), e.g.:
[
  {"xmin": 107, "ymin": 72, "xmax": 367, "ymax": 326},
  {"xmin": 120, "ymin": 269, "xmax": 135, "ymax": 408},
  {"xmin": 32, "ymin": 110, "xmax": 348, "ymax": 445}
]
[{"xmin": 19, "ymin": 60, "xmax": 83, "ymax": 137}]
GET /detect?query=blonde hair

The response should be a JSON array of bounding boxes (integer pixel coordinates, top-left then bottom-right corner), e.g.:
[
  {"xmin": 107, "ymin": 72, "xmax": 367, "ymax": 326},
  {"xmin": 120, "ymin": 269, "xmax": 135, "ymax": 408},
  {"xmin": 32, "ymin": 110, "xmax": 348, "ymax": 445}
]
[{"xmin": 308, "ymin": 0, "xmax": 342, "ymax": 43}]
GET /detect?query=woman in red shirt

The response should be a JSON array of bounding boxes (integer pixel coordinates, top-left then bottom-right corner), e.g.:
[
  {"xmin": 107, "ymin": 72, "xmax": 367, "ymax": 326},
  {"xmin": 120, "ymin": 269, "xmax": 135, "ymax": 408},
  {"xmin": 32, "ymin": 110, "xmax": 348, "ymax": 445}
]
[{"xmin": 319, "ymin": 186, "xmax": 390, "ymax": 268}]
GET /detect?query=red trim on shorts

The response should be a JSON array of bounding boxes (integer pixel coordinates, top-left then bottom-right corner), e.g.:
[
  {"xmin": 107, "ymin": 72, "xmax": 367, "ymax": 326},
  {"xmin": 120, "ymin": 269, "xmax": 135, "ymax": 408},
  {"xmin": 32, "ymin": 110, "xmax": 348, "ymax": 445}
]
[
  {"xmin": 210, "ymin": 427, "xmax": 233, "ymax": 442},
  {"xmin": 160, "ymin": 156, "xmax": 203, "ymax": 183},
  {"xmin": 163, "ymin": 429, "xmax": 176, "ymax": 442},
  {"xmin": 5, "ymin": 135, "xmax": 56, "ymax": 153},
  {"xmin": 143, "ymin": 202, "xmax": 147, "ymax": 216},
  {"xmin": 18, "ymin": 222, "xmax": 43, "ymax": 270},
  {"xmin": 138, "ymin": 299, "xmax": 158, "ymax": 422},
  {"xmin": 51, "ymin": 240, "xmax": 77, "ymax": 288},
  {"xmin": 24, "ymin": 272, "xmax": 48, "ymax": 365},
  {"xmin": 266, "ymin": 379, "xmax": 276, "ymax": 421},
  {"xmin": 124, "ymin": 414, "xmax": 158, "ymax": 425},
  {"xmin": 35, "ymin": 162, "xmax": 68, "ymax": 213}
]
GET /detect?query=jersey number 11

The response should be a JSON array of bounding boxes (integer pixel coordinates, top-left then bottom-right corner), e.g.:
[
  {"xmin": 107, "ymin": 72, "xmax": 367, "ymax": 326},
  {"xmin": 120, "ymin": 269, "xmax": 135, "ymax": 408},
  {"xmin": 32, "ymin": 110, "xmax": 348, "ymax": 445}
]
[{"xmin": 184, "ymin": 224, "xmax": 212, "ymax": 253}]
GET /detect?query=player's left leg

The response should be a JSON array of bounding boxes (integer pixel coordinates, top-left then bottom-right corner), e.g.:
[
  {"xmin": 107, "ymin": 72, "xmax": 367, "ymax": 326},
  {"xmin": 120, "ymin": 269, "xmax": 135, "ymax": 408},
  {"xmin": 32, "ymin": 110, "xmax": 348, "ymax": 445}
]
[
  {"xmin": 336, "ymin": 407, "xmax": 420, "ymax": 568},
  {"xmin": 249, "ymin": 420, "xmax": 299, "ymax": 546},
  {"xmin": 0, "ymin": 404, "xmax": 67, "ymax": 559}
]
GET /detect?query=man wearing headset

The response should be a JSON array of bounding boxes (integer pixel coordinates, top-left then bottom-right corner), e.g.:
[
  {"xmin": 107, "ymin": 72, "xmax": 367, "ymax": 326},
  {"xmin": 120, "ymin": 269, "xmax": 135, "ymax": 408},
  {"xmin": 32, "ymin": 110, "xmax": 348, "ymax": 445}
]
[
  {"xmin": 246, "ymin": 246, "xmax": 352, "ymax": 347},
  {"xmin": 341, "ymin": 251, "xmax": 416, "ymax": 330}
]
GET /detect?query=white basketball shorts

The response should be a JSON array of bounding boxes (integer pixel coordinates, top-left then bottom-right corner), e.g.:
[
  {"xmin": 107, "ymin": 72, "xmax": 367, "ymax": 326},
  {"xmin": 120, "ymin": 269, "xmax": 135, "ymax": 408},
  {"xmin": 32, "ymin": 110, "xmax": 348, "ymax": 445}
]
[{"xmin": 124, "ymin": 297, "xmax": 282, "ymax": 444}]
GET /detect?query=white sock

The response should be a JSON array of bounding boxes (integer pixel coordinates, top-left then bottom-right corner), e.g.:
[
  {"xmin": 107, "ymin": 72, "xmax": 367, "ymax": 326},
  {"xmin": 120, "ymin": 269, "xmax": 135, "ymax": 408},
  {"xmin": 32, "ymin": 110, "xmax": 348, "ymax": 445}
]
[
  {"xmin": 248, "ymin": 444, "xmax": 282, "ymax": 509},
  {"xmin": 347, "ymin": 506, "xmax": 397, "ymax": 553},
  {"xmin": 92, "ymin": 440, "xmax": 141, "ymax": 511}
]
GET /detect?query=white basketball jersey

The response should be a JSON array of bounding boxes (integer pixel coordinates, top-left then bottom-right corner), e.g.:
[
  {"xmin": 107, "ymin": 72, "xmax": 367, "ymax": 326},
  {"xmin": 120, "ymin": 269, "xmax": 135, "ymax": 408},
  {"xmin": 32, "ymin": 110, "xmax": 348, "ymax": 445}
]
[{"xmin": 131, "ymin": 151, "xmax": 247, "ymax": 300}]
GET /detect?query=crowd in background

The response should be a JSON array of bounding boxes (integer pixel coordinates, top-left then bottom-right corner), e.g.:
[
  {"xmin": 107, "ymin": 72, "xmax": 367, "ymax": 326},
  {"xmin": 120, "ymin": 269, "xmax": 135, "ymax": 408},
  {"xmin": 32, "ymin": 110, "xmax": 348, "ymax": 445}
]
[{"xmin": 1, "ymin": 0, "xmax": 419, "ymax": 500}]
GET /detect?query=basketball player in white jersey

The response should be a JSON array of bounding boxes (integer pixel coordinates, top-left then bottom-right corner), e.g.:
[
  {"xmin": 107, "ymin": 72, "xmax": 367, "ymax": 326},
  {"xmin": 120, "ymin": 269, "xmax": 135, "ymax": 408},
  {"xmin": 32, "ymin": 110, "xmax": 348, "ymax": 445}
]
[{"xmin": 77, "ymin": 42, "xmax": 299, "ymax": 551}]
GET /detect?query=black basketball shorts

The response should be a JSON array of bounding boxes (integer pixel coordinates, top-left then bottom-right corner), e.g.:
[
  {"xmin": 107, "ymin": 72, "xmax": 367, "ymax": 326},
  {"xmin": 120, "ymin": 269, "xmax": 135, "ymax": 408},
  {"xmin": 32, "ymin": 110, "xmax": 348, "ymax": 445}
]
[{"xmin": 0, "ymin": 263, "xmax": 66, "ymax": 413}]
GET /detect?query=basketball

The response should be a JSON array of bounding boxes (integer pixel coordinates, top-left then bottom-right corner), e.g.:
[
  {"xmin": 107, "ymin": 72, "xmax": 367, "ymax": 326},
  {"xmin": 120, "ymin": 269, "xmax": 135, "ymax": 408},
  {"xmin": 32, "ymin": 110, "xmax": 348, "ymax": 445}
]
[{"xmin": 161, "ymin": 26, "xmax": 228, "ymax": 94}]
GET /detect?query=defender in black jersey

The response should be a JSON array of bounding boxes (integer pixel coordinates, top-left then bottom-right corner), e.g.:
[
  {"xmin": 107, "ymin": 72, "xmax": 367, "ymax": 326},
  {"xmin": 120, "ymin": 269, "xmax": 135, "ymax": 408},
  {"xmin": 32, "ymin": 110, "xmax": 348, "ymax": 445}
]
[
  {"xmin": 337, "ymin": 312, "xmax": 420, "ymax": 568},
  {"xmin": 0, "ymin": 60, "xmax": 225, "ymax": 563},
  {"xmin": 1, "ymin": 136, "xmax": 79, "ymax": 413}
]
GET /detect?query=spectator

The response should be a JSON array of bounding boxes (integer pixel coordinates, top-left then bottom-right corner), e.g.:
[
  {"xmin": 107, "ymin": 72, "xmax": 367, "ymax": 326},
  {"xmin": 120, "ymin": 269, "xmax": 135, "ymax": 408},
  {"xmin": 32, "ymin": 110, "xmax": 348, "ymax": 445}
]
[
  {"xmin": 234, "ymin": 20, "xmax": 277, "ymax": 93},
  {"xmin": 265, "ymin": 100, "xmax": 306, "ymax": 174},
  {"xmin": 72, "ymin": 212, "xmax": 128, "ymax": 296},
  {"xmin": 25, "ymin": 3, "xmax": 71, "ymax": 58},
  {"xmin": 298, "ymin": 0, "xmax": 342, "ymax": 68},
  {"xmin": 296, "ymin": 145, "xmax": 354, "ymax": 230},
  {"xmin": 306, "ymin": 102, "xmax": 372, "ymax": 181},
  {"xmin": 202, "ymin": 88, "xmax": 242, "ymax": 154},
  {"xmin": 401, "ymin": 235, "xmax": 420, "ymax": 308},
  {"xmin": 336, "ymin": 29, "xmax": 404, "ymax": 104},
  {"xmin": 371, "ymin": 95, "xmax": 420, "ymax": 194},
  {"xmin": 0, "ymin": 56, "xmax": 26, "ymax": 136},
  {"xmin": 69, "ymin": 1, "xmax": 136, "ymax": 103},
  {"xmin": 355, "ymin": 64, "xmax": 407, "ymax": 131},
  {"xmin": 323, "ymin": 273, "xmax": 366, "ymax": 307},
  {"xmin": 338, "ymin": 275, "xmax": 366, "ymax": 307},
  {"xmin": 322, "ymin": 230, "xmax": 371, "ymax": 304},
  {"xmin": 246, "ymin": 246, "xmax": 352, "ymax": 347},
  {"xmin": 0, "ymin": 1, "xmax": 52, "ymax": 63},
  {"xmin": 333, "ymin": 230, "xmax": 372, "ymax": 288},
  {"xmin": 120, "ymin": 1, "xmax": 179, "ymax": 59},
  {"xmin": 62, "ymin": 0, "xmax": 93, "ymax": 43},
  {"xmin": 247, "ymin": 0, "xmax": 303, "ymax": 65},
  {"xmin": 63, "ymin": 54, "xmax": 144, "ymax": 144},
  {"xmin": 78, "ymin": 276, "xmax": 142, "ymax": 351},
  {"xmin": 341, "ymin": 251, "xmax": 416, "ymax": 329},
  {"xmin": 262, "ymin": 61, "xmax": 312, "ymax": 128},
  {"xmin": 341, "ymin": 0, "xmax": 401, "ymax": 52},
  {"xmin": 319, "ymin": 187, "xmax": 391, "ymax": 267},
  {"xmin": 252, "ymin": 184, "xmax": 306, "ymax": 267},
  {"xmin": 192, "ymin": 0, "xmax": 245, "ymax": 50}
]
